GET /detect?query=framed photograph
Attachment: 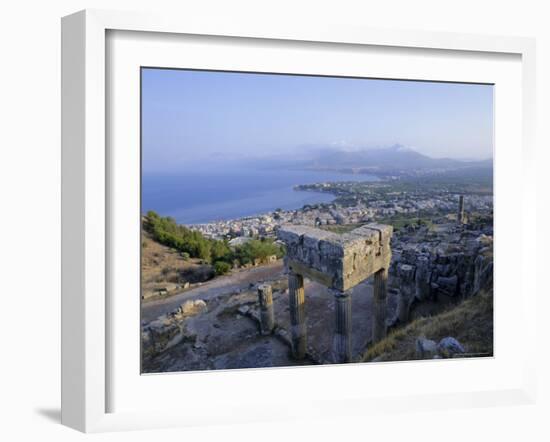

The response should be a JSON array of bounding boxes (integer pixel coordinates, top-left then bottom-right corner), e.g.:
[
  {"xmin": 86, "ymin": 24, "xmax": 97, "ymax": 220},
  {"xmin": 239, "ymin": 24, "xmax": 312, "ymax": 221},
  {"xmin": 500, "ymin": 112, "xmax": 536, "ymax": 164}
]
[{"xmin": 61, "ymin": 9, "xmax": 537, "ymax": 432}]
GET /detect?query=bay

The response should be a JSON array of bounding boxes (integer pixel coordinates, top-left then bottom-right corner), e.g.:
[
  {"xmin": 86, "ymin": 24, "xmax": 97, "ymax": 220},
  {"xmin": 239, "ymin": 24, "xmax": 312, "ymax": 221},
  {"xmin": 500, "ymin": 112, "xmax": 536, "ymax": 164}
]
[{"xmin": 142, "ymin": 167, "xmax": 377, "ymax": 224}]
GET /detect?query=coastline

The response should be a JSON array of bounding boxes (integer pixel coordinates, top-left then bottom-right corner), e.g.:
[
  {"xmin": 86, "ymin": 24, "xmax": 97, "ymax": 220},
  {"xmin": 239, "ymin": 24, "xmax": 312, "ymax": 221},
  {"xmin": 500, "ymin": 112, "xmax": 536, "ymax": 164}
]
[
  {"xmin": 142, "ymin": 169, "xmax": 378, "ymax": 225},
  {"xmin": 184, "ymin": 189, "xmax": 336, "ymax": 226}
]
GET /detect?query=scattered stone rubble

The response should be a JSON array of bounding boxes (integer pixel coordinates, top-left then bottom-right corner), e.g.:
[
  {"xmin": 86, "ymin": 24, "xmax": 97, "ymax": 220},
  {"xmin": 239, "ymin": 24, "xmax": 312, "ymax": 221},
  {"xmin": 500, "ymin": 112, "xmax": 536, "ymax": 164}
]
[{"xmin": 141, "ymin": 299, "xmax": 207, "ymax": 358}]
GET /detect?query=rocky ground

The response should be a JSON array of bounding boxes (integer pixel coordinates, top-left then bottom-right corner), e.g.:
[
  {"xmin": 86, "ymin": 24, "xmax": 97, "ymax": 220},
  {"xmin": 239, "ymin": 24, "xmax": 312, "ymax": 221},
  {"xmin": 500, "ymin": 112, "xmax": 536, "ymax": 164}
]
[
  {"xmin": 142, "ymin": 274, "xmax": 401, "ymax": 373},
  {"xmin": 141, "ymin": 261, "xmax": 285, "ymax": 322},
  {"xmin": 141, "ymin": 211, "xmax": 493, "ymax": 373}
]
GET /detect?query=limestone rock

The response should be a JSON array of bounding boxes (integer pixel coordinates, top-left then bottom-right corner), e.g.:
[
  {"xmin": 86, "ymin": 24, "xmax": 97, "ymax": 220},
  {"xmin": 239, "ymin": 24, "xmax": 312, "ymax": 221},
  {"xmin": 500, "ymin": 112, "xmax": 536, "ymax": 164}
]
[
  {"xmin": 141, "ymin": 300, "xmax": 206, "ymax": 358},
  {"xmin": 177, "ymin": 299, "xmax": 207, "ymax": 317},
  {"xmin": 437, "ymin": 337, "xmax": 465, "ymax": 358},
  {"xmin": 473, "ymin": 254, "xmax": 493, "ymax": 294},
  {"xmin": 416, "ymin": 338, "xmax": 438, "ymax": 359},
  {"xmin": 278, "ymin": 223, "xmax": 392, "ymax": 291},
  {"xmin": 393, "ymin": 233, "xmax": 493, "ymax": 301},
  {"xmin": 238, "ymin": 305, "xmax": 250, "ymax": 315},
  {"xmin": 414, "ymin": 256, "xmax": 431, "ymax": 301},
  {"xmin": 142, "ymin": 317, "xmax": 187, "ymax": 358},
  {"xmin": 436, "ymin": 275, "xmax": 458, "ymax": 296},
  {"xmin": 397, "ymin": 263, "xmax": 416, "ymax": 323}
]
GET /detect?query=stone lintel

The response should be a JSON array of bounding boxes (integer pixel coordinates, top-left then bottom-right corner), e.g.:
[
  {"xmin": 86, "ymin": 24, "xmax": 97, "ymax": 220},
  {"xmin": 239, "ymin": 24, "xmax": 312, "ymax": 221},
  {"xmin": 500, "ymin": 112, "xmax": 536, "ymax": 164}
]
[
  {"xmin": 286, "ymin": 258, "xmax": 333, "ymax": 288},
  {"xmin": 278, "ymin": 223, "xmax": 392, "ymax": 291}
]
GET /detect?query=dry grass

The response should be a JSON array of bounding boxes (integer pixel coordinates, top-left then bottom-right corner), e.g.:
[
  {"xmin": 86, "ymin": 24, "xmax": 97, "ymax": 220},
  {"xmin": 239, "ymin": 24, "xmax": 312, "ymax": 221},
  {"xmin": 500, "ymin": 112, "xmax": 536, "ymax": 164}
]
[
  {"xmin": 141, "ymin": 232, "xmax": 214, "ymax": 298},
  {"xmin": 363, "ymin": 289, "xmax": 493, "ymax": 362}
]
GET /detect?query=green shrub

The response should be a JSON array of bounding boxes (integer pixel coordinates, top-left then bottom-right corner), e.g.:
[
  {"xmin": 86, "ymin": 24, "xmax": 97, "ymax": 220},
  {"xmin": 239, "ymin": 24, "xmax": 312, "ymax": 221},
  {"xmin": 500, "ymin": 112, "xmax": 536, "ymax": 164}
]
[
  {"xmin": 214, "ymin": 261, "xmax": 231, "ymax": 275},
  {"xmin": 143, "ymin": 210, "xmax": 230, "ymax": 262},
  {"xmin": 143, "ymin": 211, "xmax": 285, "ymax": 271}
]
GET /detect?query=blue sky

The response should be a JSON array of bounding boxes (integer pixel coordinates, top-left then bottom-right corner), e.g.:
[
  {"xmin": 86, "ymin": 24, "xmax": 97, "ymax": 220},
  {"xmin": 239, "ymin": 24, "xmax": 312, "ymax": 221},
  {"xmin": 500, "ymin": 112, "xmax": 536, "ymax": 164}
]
[{"xmin": 142, "ymin": 68, "xmax": 493, "ymax": 173}]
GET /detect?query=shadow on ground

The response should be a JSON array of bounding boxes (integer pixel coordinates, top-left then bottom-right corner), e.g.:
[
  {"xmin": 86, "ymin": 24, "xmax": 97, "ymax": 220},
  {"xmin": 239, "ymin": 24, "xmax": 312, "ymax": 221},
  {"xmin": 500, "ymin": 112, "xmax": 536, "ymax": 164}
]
[{"xmin": 34, "ymin": 408, "xmax": 61, "ymax": 423}]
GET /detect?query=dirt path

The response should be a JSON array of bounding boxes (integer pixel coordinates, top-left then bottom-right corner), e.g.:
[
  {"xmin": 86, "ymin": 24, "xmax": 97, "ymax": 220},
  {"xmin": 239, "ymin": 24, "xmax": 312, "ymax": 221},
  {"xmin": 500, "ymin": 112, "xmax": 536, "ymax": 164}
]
[{"xmin": 141, "ymin": 261, "xmax": 285, "ymax": 322}]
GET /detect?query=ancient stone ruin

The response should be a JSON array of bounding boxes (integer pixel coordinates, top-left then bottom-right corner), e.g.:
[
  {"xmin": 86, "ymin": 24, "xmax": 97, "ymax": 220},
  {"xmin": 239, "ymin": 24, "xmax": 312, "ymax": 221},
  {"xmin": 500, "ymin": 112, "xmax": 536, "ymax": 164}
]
[
  {"xmin": 257, "ymin": 284, "xmax": 275, "ymax": 335},
  {"xmin": 457, "ymin": 195, "xmax": 465, "ymax": 224},
  {"xmin": 391, "ymin": 233, "xmax": 493, "ymax": 324},
  {"xmin": 277, "ymin": 223, "xmax": 393, "ymax": 363}
]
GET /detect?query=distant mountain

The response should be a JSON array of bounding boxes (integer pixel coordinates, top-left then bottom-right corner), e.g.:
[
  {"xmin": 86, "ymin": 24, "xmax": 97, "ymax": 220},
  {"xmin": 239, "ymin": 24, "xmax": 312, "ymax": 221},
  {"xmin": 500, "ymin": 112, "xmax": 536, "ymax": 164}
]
[{"xmin": 302, "ymin": 144, "xmax": 492, "ymax": 174}]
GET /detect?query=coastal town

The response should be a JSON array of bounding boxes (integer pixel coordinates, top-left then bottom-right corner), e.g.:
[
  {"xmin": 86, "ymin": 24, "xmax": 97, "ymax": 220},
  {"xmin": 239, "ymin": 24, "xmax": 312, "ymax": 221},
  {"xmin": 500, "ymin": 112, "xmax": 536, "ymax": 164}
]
[{"xmin": 188, "ymin": 177, "xmax": 493, "ymax": 241}]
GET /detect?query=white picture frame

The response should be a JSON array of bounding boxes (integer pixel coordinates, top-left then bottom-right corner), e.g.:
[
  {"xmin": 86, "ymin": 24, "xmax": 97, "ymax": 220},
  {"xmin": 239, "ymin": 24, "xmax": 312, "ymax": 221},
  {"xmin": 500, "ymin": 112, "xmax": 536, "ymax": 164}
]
[{"xmin": 61, "ymin": 9, "xmax": 537, "ymax": 433}]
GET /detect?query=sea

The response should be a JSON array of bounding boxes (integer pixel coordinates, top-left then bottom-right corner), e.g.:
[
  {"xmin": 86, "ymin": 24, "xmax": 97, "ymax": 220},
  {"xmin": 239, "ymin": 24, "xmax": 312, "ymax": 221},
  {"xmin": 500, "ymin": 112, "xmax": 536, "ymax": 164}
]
[{"xmin": 142, "ymin": 167, "xmax": 377, "ymax": 225}]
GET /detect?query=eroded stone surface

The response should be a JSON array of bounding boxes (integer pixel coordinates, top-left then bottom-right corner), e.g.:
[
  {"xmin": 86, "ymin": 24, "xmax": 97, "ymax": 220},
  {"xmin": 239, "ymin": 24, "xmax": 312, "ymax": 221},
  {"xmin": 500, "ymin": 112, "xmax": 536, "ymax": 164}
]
[
  {"xmin": 397, "ymin": 263, "xmax": 416, "ymax": 323},
  {"xmin": 277, "ymin": 223, "xmax": 392, "ymax": 291},
  {"xmin": 438, "ymin": 336, "xmax": 465, "ymax": 358},
  {"xmin": 391, "ymin": 233, "xmax": 493, "ymax": 303},
  {"xmin": 416, "ymin": 338, "xmax": 438, "ymax": 359},
  {"xmin": 141, "ymin": 299, "xmax": 208, "ymax": 358}
]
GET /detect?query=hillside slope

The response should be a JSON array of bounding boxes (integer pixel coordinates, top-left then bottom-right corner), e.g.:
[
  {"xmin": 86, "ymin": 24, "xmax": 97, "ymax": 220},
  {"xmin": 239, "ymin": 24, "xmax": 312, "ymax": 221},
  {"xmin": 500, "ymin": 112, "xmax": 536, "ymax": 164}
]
[
  {"xmin": 363, "ymin": 289, "xmax": 494, "ymax": 362},
  {"xmin": 141, "ymin": 231, "xmax": 215, "ymax": 301}
]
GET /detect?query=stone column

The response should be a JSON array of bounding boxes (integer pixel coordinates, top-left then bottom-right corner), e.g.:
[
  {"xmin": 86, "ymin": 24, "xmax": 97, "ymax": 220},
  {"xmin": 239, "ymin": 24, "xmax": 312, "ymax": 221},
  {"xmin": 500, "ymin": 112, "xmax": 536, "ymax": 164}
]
[
  {"xmin": 457, "ymin": 195, "xmax": 465, "ymax": 224},
  {"xmin": 332, "ymin": 290, "xmax": 352, "ymax": 363},
  {"xmin": 372, "ymin": 268, "xmax": 388, "ymax": 343},
  {"xmin": 288, "ymin": 272, "xmax": 307, "ymax": 359},
  {"xmin": 257, "ymin": 284, "xmax": 275, "ymax": 335}
]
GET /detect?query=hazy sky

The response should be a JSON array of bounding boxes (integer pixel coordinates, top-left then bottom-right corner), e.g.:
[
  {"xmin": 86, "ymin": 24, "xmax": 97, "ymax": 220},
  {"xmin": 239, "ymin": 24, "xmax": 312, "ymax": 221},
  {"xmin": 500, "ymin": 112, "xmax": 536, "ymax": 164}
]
[{"xmin": 142, "ymin": 68, "xmax": 493, "ymax": 173}]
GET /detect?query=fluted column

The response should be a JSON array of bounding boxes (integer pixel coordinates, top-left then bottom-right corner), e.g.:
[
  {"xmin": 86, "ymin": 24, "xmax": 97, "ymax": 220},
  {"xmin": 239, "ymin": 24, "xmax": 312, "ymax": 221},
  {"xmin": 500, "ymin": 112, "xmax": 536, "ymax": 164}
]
[
  {"xmin": 257, "ymin": 284, "xmax": 275, "ymax": 335},
  {"xmin": 373, "ymin": 268, "xmax": 388, "ymax": 343},
  {"xmin": 288, "ymin": 272, "xmax": 306, "ymax": 359},
  {"xmin": 332, "ymin": 290, "xmax": 352, "ymax": 363}
]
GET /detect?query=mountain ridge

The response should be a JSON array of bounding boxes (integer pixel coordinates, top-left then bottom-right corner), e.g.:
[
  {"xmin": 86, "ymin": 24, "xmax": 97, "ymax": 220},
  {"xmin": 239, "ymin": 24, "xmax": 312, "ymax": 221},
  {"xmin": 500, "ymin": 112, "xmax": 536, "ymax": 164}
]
[{"xmin": 301, "ymin": 144, "xmax": 492, "ymax": 173}]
